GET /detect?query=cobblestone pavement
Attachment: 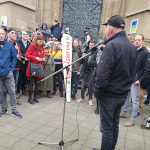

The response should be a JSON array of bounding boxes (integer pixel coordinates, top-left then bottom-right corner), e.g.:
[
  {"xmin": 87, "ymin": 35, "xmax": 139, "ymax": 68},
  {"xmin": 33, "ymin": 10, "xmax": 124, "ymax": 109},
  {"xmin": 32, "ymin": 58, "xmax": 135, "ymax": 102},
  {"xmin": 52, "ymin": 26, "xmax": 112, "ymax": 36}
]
[{"xmin": 0, "ymin": 90, "xmax": 150, "ymax": 150}]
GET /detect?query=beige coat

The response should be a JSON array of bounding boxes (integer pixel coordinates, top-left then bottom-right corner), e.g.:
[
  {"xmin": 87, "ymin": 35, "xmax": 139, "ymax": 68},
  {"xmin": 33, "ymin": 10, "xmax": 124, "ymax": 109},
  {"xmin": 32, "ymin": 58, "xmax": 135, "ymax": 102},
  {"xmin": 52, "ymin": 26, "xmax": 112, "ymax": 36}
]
[{"xmin": 38, "ymin": 55, "xmax": 55, "ymax": 91}]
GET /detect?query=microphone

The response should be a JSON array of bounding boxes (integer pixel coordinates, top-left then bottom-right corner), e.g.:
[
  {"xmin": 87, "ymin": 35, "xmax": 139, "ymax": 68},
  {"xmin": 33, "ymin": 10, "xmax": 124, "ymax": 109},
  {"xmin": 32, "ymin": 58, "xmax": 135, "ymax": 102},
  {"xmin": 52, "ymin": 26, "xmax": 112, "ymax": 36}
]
[{"xmin": 85, "ymin": 40, "xmax": 104, "ymax": 54}]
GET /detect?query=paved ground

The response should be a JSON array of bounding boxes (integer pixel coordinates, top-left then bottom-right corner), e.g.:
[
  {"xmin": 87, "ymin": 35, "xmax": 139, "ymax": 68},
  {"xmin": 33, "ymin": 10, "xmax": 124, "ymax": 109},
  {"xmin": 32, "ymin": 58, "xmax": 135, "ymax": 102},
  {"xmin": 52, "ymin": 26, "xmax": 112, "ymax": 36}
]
[{"xmin": 0, "ymin": 90, "xmax": 150, "ymax": 150}]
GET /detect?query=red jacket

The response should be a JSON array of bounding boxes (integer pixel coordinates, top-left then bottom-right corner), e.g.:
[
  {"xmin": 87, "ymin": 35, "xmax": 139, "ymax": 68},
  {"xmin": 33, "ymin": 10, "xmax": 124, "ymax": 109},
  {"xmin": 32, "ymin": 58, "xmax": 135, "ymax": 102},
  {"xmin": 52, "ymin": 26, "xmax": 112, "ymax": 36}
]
[{"xmin": 25, "ymin": 43, "xmax": 44, "ymax": 78}]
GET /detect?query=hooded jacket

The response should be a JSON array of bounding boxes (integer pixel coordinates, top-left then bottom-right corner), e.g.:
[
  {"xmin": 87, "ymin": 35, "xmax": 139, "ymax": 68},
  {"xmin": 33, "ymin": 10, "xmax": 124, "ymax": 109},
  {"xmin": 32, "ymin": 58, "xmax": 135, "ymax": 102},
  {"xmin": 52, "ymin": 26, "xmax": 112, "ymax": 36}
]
[
  {"xmin": 50, "ymin": 23, "xmax": 62, "ymax": 40},
  {"xmin": 39, "ymin": 23, "xmax": 51, "ymax": 42},
  {"xmin": 0, "ymin": 38, "xmax": 17, "ymax": 77}
]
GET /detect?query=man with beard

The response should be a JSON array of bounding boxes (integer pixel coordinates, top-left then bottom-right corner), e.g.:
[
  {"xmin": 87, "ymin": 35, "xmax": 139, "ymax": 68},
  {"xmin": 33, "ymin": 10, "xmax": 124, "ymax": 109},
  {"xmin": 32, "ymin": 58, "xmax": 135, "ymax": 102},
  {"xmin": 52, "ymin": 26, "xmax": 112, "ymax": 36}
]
[
  {"xmin": 0, "ymin": 27, "xmax": 22, "ymax": 118},
  {"xmin": 6, "ymin": 28, "xmax": 22, "ymax": 105}
]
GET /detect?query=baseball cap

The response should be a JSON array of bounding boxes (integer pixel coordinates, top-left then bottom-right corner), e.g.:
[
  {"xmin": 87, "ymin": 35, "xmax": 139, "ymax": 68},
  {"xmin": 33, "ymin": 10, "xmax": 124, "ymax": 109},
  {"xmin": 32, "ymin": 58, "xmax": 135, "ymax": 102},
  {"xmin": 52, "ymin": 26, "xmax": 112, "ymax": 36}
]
[
  {"xmin": 54, "ymin": 19, "xmax": 58, "ymax": 22},
  {"xmin": 44, "ymin": 43, "xmax": 51, "ymax": 49},
  {"xmin": 50, "ymin": 34, "xmax": 54, "ymax": 38},
  {"xmin": 103, "ymin": 15, "xmax": 125, "ymax": 29},
  {"xmin": 85, "ymin": 27, "xmax": 91, "ymax": 29},
  {"xmin": 7, "ymin": 28, "xmax": 15, "ymax": 33}
]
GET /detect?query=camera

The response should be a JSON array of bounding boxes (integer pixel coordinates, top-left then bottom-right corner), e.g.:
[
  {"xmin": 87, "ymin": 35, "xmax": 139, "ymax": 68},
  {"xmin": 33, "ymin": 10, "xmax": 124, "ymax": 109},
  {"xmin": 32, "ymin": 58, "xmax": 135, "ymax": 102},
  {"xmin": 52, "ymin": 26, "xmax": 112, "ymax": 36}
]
[{"xmin": 18, "ymin": 54, "xmax": 25, "ymax": 61}]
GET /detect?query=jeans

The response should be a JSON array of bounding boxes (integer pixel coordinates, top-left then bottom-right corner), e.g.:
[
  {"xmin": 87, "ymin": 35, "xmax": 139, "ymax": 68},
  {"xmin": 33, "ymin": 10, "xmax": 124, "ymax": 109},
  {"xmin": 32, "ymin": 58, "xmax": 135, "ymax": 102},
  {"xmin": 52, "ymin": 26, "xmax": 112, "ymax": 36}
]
[
  {"xmin": 0, "ymin": 72, "xmax": 17, "ymax": 112},
  {"xmin": 53, "ymin": 71, "xmax": 63, "ymax": 92},
  {"xmin": 122, "ymin": 83, "xmax": 140, "ymax": 120},
  {"xmin": 98, "ymin": 95, "xmax": 126, "ymax": 150},
  {"xmin": 13, "ymin": 70, "xmax": 19, "ymax": 93},
  {"xmin": 145, "ymin": 85, "xmax": 150, "ymax": 103},
  {"xmin": 81, "ymin": 73, "xmax": 93, "ymax": 100},
  {"xmin": 71, "ymin": 72, "xmax": 79, "ymax": 96},
  {"xmin": 3, "ymin": 81, "xmax": 7, "ymax": 101}
]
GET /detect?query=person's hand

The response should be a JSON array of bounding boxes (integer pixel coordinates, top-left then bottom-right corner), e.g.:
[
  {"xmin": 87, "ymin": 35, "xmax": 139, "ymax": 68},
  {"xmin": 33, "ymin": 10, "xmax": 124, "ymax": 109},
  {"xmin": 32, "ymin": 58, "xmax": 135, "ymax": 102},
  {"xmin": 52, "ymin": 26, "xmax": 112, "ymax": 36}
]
[
  {"xmin": 41, "ymin": 30, "xmax": 45, "ymax": 33},
  {"xmin": 25, "ymin": 58, "xmax": 29, "ymax": 61},
  {"xmin": 42, "ymin": 58, "xmax": 45, "ymax": 62},
  {"xmin": 77, "ymin": 72, "xmax": 80, "ymax": 75},
  {"xmin": 17, "ymin": 54, "xmax": 21, "ymax": 61},
  {"xmin": 97, "ymin": 61, "xmax": 99, "ymax": 64},
  {"xmin": 36, "ymin": 57, "xmax": 43, "ymax": 62},
  {"xmin": 134, "ymin": 80, "xmax": 140, "ymax": 86}
]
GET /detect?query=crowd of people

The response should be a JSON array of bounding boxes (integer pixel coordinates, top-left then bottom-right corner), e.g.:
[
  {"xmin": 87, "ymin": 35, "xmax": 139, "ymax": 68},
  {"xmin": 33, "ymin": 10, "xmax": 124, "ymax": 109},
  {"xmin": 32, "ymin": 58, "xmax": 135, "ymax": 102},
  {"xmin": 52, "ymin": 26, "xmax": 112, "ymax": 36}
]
[
  {"xmin": 0, "ymin": 18, "xmax": 97, "ymax": 119},
  {"xmin": 0, "ymin": 15, "xmax": 150, "ymax": 150}
]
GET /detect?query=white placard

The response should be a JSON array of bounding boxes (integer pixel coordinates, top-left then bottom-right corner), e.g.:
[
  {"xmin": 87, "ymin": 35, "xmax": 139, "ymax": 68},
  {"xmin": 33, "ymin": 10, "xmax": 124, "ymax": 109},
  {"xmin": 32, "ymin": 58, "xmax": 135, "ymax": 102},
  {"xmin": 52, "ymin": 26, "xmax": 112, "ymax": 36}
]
[
  {"xmin": 1, "ymin": 16, "xmax": 7, "ymax": 26},
  {"xmin": 62, "ymin": 34, "xmax": 72, "ymax": 102}
]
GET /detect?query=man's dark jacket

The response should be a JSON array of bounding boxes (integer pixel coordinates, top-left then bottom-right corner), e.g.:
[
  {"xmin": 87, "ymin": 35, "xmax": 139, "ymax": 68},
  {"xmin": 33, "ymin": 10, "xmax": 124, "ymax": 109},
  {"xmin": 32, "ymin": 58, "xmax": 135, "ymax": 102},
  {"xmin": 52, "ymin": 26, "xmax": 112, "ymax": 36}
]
[
  {"xmin": 17, "ymin": 40, "xmax": 30, "ymax": 71},
  {"xmin": 134, "ymin": 46, "xmax": 150, "ymax": 89},
  {"xmin": 94, "ymin": 31, "xmax": 137, "ymax": 98}
]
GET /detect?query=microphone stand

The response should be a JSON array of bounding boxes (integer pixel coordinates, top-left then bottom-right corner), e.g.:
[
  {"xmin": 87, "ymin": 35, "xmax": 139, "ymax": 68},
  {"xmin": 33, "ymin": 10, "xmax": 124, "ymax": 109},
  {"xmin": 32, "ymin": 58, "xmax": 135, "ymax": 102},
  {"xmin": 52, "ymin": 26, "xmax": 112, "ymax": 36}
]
[
  {"xmin": 38, "ymin": 65, "xmax": 78, "ymax": 150},
  {"xmin": 38, "ymin": 42, "xmax": 101, "ymax": 149}
]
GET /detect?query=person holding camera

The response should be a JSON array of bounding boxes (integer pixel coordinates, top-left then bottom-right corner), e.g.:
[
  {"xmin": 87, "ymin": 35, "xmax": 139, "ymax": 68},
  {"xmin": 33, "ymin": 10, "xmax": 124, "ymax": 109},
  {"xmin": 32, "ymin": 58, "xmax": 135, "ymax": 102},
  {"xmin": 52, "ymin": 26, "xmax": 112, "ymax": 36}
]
[
  {"xmin": 16, "ymin": 30, "xmax": 31, "ymax": 99},
  {"xmin": 39, "ymin": 23, "xmax": 51, "ymax": 42},
  {"xmin": 25, "ymin": 35, "xmax": 45, "ymax": 104},
  {"xmin": 50, "ymin": 19, "xmax": 62, "ymax": 41}
]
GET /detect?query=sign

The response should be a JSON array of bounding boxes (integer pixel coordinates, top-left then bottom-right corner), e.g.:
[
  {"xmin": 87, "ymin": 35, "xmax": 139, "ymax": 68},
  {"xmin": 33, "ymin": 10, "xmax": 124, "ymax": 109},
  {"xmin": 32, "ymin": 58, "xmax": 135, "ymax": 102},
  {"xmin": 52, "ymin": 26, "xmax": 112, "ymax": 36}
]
[
  {"xmin": 62, "ymin": 34, "xmax": 72, "ymax": 102},
  {"xmin": 1, "ymin": 16, "xmax": 7, "ymax": 26},
  {"xmin": 130, "ymin": 19, "xmax": 138, "ymax": 34}
]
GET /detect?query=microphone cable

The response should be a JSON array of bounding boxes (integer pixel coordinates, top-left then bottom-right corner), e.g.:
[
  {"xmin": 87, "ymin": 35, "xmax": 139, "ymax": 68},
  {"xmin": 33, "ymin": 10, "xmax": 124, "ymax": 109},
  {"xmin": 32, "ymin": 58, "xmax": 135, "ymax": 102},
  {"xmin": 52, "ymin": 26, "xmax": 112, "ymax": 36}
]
[{"xmin": 70, "ymin": 101, "xmax": 81, "ymax": 150}]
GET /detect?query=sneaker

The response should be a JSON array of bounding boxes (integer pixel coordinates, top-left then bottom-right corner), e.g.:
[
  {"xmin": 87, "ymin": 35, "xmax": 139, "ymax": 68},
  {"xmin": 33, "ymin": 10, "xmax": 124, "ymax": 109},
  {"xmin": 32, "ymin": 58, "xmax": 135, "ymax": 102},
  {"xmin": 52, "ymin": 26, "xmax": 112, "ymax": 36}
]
[
  {"xmin": 88, "ymin": 100, "xmax": 93, "ymax": 106},
  {"xmin": 52, "ymin": 90, "xmax": 57, "ymax": 95},
  {"xmin": 60, "ymin": 91, "xmax": 63, "ymax": 97},
  {"xmin": 16, "ymin": 100, "xmax": 21, "ymax": 105},
  {"xmin": 0, "ymin": 109, "xmax": 8, "ymax": 117},
  {"xmin": 11, "ymin": 111, "xmax": 22, "ymax": 119},
  {"xmin": 76, "ymin": 98, "xmax": 85, "ymax": 103}
]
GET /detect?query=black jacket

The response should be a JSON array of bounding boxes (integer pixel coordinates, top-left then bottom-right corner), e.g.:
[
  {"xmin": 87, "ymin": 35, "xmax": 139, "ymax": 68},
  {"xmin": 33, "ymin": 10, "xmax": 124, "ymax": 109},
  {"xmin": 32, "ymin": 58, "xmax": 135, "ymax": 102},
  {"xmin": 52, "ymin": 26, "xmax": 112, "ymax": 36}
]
[
  {"xmin": 94, "ymin": 31, "xmax": 137, "ymax": 98},
  {"xmin": 17, "ymin": 40, "xmax": 31, "ymax": 71},
  {"xmin": 134, "ymin": 46, "xmax": 150, "ymax": 89}
]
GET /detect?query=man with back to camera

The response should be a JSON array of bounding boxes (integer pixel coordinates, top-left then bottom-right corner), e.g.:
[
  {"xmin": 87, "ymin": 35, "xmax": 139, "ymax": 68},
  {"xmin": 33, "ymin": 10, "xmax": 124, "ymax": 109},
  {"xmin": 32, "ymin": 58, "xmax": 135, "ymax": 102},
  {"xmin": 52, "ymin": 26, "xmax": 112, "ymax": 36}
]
[
  {"xmin": 0, "ymin": 27, "xmax": 22, "ymax": 118},
  {"xmin": 93, "ymin": 15, "xmax": 137, "ymax": 150}
]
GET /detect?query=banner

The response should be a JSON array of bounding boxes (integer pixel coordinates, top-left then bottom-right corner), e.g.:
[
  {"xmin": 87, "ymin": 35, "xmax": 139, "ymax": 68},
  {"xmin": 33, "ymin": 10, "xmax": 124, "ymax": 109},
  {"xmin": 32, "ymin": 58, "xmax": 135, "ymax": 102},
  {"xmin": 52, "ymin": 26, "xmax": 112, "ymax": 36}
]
[
  {"xmin": 130, "ymin": 19, "xmax": 138, "ymax": 34},
  {"xmin": 62, "ymin": 34, "xmax": 72, "ymax": 102}
]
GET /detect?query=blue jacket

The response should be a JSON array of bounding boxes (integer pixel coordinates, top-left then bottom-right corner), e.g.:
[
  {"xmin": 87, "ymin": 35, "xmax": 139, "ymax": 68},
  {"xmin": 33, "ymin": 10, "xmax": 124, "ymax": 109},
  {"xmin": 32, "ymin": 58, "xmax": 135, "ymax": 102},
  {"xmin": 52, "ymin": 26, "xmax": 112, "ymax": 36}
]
[
  {"xmin": 50, "ymin": 24, "xmax": 62, "ymax": 40},
  {"xmin": 0, "ymin": 39, "xmax": 17, "ymax": 77}
]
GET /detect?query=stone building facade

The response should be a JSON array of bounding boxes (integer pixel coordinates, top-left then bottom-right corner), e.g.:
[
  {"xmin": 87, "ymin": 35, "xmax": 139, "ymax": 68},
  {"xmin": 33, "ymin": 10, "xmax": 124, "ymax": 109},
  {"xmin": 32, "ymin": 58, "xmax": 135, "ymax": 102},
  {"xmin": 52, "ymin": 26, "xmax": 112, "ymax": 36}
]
[{"xmin": 0, "ymin": 0, "xmax": 149, "ymax": 44}]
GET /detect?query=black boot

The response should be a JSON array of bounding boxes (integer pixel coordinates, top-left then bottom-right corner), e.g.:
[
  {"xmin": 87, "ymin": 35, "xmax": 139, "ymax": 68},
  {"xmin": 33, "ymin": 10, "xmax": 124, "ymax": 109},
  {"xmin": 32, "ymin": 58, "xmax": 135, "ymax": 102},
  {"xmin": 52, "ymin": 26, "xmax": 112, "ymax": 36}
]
[
  {"xmin": 28, "ymin": 92, "xmax": 35, "ymax": 104},
  {"xmin": 95, "ymin": 99, "xmax": 99, "ymax": 114},
  {"xmin": 33, "ymin": 91, "xmax": 39, "ymax": 103}
]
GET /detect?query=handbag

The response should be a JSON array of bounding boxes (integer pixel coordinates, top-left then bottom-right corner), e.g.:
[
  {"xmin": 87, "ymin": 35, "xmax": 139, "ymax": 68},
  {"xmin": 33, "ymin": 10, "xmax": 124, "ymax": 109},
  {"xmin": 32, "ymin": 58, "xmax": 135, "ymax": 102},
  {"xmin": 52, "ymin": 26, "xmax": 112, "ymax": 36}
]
[{"xmin": 30, "ymin": 48, "xmax": 44, "ymax": 76}]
